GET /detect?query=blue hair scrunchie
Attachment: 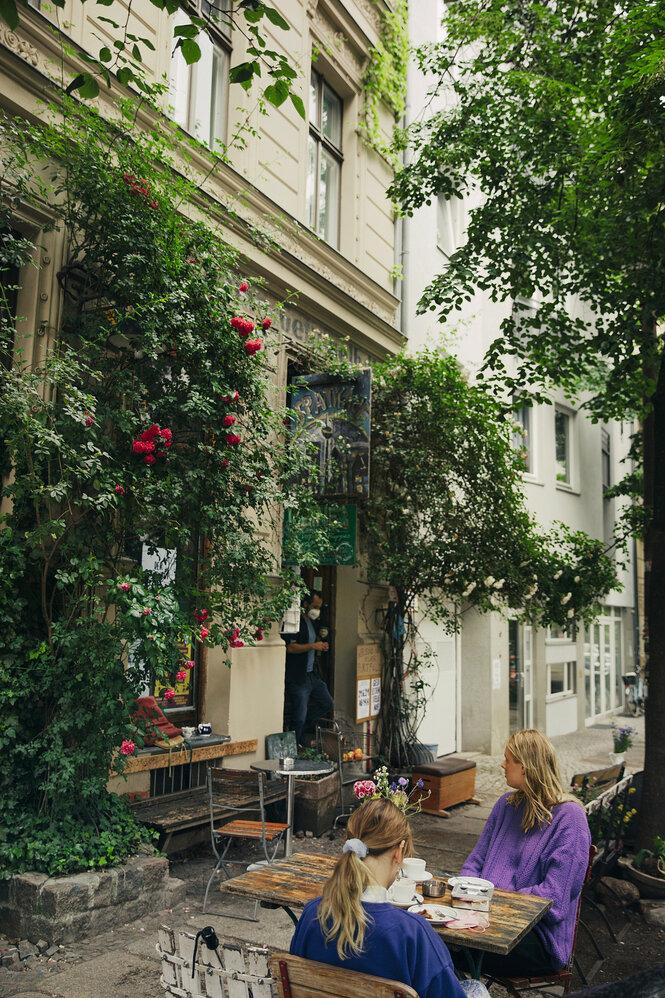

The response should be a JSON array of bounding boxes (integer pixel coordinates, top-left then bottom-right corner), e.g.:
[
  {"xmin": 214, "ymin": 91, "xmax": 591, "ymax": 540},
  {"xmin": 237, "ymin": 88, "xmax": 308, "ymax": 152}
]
[{"xmin": 342, "ymin": 838, "xmax": 369, "ymax": 859}]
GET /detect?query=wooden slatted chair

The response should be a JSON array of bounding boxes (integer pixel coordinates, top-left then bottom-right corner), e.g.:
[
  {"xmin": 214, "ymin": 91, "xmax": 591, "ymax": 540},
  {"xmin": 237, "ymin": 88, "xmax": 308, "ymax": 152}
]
[
  {"xmin": 202, "ymin": 766, "xmax": 289, "ymax": 917},
  {"xmin": 270, "ymin": 951, "xmax": 420, "ymax": 998},
  {"xmin": 157, "ymin": 924, "xmax": 274, "ymax": 998},
  {"xmin": 485, "ymin": 845, "xmax": 596, "ymax": 998}
]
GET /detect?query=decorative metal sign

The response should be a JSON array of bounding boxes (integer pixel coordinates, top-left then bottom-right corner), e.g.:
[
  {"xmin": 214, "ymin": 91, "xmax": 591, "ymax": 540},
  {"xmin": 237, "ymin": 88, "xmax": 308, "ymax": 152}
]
[
  {"xmin": 283, "ymin": 504, "xmax": 357, "ymax": 566},
  {"xmin": 289, "ymin": 371, "xmax": 371, "ymax": 499}
]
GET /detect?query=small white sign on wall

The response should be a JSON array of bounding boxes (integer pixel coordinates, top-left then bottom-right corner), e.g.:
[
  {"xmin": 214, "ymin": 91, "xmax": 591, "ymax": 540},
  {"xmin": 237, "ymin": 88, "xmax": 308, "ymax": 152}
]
[
  {"xmin": 356, "ymin": 678, "xmax": 371, "ymax": 720},
  {"xmin": 492, "ymin": 658, "xmax": 502, "ymax": 690}
]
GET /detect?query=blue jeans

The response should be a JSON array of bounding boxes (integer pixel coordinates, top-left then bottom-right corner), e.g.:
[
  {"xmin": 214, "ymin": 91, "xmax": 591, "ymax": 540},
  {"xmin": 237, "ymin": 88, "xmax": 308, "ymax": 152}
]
[{"xmin": 285, "ymin": 673, "xmax": 334, "ymax": 745}]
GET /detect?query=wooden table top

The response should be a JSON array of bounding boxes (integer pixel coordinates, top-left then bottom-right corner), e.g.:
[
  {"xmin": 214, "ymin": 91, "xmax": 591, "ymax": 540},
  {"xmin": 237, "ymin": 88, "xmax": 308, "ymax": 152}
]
[{"xmin": 220, "ymin": 853, "xmax": 553, "ymax": 956}]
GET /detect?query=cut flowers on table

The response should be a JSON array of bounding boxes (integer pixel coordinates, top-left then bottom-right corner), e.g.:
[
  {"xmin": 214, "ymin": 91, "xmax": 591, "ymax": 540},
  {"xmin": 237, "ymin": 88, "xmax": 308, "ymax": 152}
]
[{"xmin": 354, "ymin": 765, "xmax": 430, "ymax": 815}]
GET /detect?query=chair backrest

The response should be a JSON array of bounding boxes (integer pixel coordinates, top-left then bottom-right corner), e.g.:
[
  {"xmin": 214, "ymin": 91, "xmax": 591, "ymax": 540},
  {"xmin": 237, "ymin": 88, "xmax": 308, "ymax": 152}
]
[
  {"xmin": 269, "ymin": 952, "xmax": 419, "ymax": 998},
  {"xmin": 566, "ymin": 843, "xmax": 597, "ymax": 973},
  {"xmin": 158, "ymin": 924, "xmax": 273, "ymax": 998},
  {"xmin": 207, "ymin": 767, "xmax": 266, "ymax": 836},
  {"xmin": 266, "ymin": 731, "xmax": 298, "ymax": 760},
  {"xmin": 570, "ymin": 764, "xmax": 623, "ymax": 804}
]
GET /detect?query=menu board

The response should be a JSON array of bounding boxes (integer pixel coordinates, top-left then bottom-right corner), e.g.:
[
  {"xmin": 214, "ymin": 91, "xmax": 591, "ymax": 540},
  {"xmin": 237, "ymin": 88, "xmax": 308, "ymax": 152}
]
[{"xmin": 356, "ymin": 644, "xmax": 381, "ymax": 723}]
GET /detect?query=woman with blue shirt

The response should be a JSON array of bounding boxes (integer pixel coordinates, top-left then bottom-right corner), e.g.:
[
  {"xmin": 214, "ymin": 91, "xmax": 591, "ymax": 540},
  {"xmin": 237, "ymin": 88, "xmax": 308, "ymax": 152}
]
[{"xmin": 290, "ymin": 798, "xmax": 487, "ymax": 998}]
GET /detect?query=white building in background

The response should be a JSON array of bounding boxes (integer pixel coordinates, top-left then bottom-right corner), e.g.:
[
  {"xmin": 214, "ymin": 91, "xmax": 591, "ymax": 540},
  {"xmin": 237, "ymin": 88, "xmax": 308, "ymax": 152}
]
[{"xmin": 404, "ymin": 0, "xmax": 638, "ymax": 755}]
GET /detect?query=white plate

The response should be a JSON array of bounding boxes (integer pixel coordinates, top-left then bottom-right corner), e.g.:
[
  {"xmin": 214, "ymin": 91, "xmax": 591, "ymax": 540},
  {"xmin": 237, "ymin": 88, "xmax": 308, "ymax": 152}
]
[
  {"xmin": 447, "ymin": 876, "xmax": 493, "ymax": 892},
  {"xmin": 407, "ymin": 904, "xmax": 460, "ymax": 925},
  {"xmin": 389, "ymin": 892, "xmax": 423, "ymax": 909},
  {"xmin": 401, "ymin": 869, "xmax": 432, "ymax": 882}
]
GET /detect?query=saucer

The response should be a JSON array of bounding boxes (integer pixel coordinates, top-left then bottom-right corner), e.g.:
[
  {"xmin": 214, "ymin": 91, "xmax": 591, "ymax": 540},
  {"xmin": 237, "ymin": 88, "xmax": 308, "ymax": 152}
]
[
  {"xmin": 402, "ymin": 869, "xmax": 432, "ymax": 882},
  {"xmin": 389, "ymin": 892, "xmax": 423, "ymax": 909}
]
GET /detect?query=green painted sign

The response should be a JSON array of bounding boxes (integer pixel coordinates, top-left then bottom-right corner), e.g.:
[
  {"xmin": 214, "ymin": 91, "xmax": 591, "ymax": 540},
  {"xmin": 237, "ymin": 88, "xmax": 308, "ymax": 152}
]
[{"xmin": 283, "ymin": 504, "xmax": 357, "ymax": 566}]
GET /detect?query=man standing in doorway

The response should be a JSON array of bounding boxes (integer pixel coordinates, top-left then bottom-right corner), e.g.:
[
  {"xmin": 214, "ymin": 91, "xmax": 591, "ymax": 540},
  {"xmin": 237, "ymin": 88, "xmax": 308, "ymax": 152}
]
[{"xmin": 282, "ymin": 591, "xmax": 333, "ymax": 748}]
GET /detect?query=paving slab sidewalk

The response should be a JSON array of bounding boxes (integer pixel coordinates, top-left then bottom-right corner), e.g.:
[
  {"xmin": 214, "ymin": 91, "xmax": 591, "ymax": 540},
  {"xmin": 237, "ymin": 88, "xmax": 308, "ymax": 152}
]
[{"xmin": 1, "ymin": 716, "xmax": 645, "ymax": 998}]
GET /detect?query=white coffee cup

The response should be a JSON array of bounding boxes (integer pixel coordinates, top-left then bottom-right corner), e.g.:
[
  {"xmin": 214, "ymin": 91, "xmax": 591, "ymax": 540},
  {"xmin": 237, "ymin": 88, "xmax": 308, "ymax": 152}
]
[
  {"xmin": 402, "ymin": 857, "xmax": 427, "ymax": 880},
  {"xmin": 391, "ymin": 878, "xmax": 417, "ymax": 903},
  {"xmin": 181, "ymin": 727, "xmax": 195, "ymax": 739}
]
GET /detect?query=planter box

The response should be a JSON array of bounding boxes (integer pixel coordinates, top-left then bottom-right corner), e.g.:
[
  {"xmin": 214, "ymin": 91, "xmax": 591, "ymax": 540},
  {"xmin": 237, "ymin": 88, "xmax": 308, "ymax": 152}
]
[
  {"xmin": 619, "ymin": 856, "xmax": 665, "ymax": 899},
  {"xmin": 293, "ymin": 771, "xmax": 340, "ymax": 837},
  {"xmin": 0, "ymin": 847, "xmax": 186, "ymax": 945}
]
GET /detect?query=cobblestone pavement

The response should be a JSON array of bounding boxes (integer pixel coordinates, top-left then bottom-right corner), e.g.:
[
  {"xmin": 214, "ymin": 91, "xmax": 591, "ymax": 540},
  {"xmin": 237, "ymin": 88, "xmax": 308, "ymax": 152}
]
[{"xmin": 0, "ymin": 714, "xmax": 646, "ymax": 997}]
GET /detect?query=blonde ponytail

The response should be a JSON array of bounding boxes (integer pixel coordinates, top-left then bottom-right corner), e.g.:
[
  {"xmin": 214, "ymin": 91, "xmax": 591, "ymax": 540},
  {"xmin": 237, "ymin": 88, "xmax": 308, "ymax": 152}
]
[{"xmin": 317, "ymin": 798, "xmax": 412, "ymax": 959}]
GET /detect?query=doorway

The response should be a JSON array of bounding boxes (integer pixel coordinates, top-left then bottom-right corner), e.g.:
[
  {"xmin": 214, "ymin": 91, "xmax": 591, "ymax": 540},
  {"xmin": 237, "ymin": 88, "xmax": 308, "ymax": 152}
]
[
  {"xmin": 301, "ymin": 565, "xmax": 336, "ymax": 697},
  {"xmin": 509, "ymin": 621, "xmax": 533, "ymax": 731}
]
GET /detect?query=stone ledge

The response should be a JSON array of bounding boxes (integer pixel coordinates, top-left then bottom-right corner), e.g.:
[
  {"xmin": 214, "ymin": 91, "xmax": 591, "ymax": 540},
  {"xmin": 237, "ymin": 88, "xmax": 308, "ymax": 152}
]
[{"xmin": 0, "ymin": 853, "xmax": 185, "ymax": 945}]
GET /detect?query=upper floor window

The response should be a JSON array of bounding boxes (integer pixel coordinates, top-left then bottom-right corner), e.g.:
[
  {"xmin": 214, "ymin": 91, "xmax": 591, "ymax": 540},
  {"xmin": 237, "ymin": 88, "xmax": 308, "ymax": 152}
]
[
  {"xmin": 555, "ymin": 408, "xmax": 572, "ymax": 485},
  {"xmin": 601, "ymin": 429, "xmax": 611, "ymax": 493},
  {"xmin": 307, "ymin": 70, "xmax": 342, "ymax": 249},
  {"xmin": 513, "ymin": 405, "xmax": 533, "ymax": 475},
  {"xmin": 437, "ymin": 193, "xmax": 465, "ymax": 259},
  {"xmin": 170, "ymin": 0, "xmax": 232, "ymax": 153}
]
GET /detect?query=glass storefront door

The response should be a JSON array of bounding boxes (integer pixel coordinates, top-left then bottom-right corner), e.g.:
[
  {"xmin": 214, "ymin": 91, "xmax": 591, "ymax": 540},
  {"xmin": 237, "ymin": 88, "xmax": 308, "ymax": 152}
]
[{"xmin": 584, "ymin": 609, "xmax": 623, "ymax": 722}]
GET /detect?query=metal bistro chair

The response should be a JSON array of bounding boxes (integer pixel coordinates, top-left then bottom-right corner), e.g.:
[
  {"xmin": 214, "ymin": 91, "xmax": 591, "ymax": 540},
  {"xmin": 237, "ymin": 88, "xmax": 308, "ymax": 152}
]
[{"xmin": 203, "ymin": 767, "xmax": 289, "ymax": 918}]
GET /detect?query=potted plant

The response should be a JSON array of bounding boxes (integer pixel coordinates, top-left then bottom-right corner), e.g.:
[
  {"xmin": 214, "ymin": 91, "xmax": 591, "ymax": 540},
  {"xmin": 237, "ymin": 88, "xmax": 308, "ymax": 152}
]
[
  {"xmin": 610, "ymin": 722, "xmax": 637, "ymax": 763},
  {"xmin": 621, "ymin": 837, "xmax": 665, "ymax": 899}
]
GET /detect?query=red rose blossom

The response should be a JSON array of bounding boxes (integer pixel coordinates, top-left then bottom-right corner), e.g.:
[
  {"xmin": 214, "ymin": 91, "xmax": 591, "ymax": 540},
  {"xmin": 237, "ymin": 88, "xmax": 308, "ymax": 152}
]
[
  {"xmin": 221, "ymin": 458, "xmax": 229, "ymax": 468},
  {"xmin": 120, "ymin": 739, "xmax": 136, "ymax": 756},
  {"xmin": 84, "ymin": 411, "xmax": 94, "ymax": 427},
  {"xmin": 239, "ymin": 281, "xmax": 248, "ymax": 292},
  {"xmin": 255, "ymin": 628, "xmax": 264, "ymax": 641},
  {"xmin": 119, "ymin": 582, "xmax": 131, "ymax": 592},
  {"xmin": 132, "ymin": 440, "xmax": 147, "ymax": 454},
  {"xmin": 160, "ymin": 427, "xmax": 172, "ymax": 441},
  {"xmin": 199, "ymin": 627, "xmax": 210, "ymax": 640},
  {"xmin": 262, "ymin": 318, "xmax": 272, "ymax": 330},
  {"xmin": 176, "ymin": 670, "xmax": 187, "ymax": 682},
  {"xmin": 163, "ymin": 688, "xmax": 175, "ymax": 701},
  {"xmin": 222, "ymin": 414, "xmax": 236, "ymax": 427},
  {"xmin": 245, "ymin": 338, "xmax": 263, "ymax": 356},
  {"xmin": 144, "ymin": 454, "xmax": 156, "ymax": 465},
  {"xmin": 183, "ymin": 659, "xmax": 195, "ymax": 670},
  {"xmin": 142, "ymin": 608, "xmax": 151, "ymax": 616},
  {"xmin": 194, "ymin": 609, "xmax": 208, "ymax": 622},
  {"xmin": 115, "ymin": 485, "xmax": 125, "ymax": 495},
  {"xmin": 222, "ymin": 390, "xmax": 239, "ymax": 403},
  {"xmin": 226, "ymin": 433, "xmax": 241, "ymax": 445}
]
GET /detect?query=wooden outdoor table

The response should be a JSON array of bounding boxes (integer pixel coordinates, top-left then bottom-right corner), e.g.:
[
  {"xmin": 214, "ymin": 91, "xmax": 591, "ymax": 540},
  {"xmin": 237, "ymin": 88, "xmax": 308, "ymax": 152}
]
[{"xmin": 219, "ymin": 853, "xmax": 553, "ymax": 978}]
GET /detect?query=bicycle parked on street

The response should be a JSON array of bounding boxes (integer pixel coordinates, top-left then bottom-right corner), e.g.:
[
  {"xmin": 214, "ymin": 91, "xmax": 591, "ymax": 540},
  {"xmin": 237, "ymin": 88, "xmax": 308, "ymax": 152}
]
[{"xmin": 622, "ymin": 671, "xmax": 647, "ymax": 716}]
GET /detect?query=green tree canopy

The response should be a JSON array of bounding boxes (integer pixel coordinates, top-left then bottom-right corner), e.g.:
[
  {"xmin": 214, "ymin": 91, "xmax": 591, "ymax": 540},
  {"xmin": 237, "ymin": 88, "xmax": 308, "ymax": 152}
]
[{"xmin": 390, "ymin": 0, "xmax": 665, "ymax": 844}]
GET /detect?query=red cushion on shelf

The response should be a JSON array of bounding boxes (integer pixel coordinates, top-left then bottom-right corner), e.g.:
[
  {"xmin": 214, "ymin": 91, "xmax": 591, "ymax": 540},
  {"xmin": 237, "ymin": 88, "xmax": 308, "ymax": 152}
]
[{"xmin": 132, "ymin": 696, "xmax": 182, "ymax": 745}]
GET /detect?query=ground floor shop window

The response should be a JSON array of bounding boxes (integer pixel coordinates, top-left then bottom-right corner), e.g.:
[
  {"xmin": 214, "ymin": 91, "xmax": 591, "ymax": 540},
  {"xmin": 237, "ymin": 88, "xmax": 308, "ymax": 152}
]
[{"xmin": 547, "ymin": 660, "xmax": 576, "ymax": 698}]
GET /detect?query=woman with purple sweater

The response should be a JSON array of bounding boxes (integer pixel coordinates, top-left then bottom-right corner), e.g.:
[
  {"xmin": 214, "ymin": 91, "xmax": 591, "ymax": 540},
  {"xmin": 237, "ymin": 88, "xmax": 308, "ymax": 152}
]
[{"xmin": 460, "ymin": 729, "xmax": 590, "ymax": 977}]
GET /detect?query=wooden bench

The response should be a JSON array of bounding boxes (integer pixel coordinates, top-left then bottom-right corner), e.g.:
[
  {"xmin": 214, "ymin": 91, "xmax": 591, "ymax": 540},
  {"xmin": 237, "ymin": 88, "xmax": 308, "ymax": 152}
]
[{"xmin": 131, "ymin": 765, "xmax": 287, "ymax": 852}]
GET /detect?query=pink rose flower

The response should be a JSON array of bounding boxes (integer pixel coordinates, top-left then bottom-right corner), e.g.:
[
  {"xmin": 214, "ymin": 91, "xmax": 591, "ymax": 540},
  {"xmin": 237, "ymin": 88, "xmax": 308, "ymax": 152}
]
[
  {"xmin": 176, "ymin": 670, "xmax": 187, "ymax": 682},
  {"xmin": 183, "ymin": 659, "xmax": 195, "ymax": 670},
  {"xmin": 163, "ymin": 688, "xmax": 175, "ymax": 700},
  {"xmin": 353, "ymin": 780, "xmax": 377, "ymax": 800},
  {"xmin": 84, "ymin": 411, "xmax": 94, "ymax": 427},
  {"xmin": 115, "ymin": 485, "xmax": 125, "ymax": 495},
  {"xmin": 119, "ymin": 582, "xmax": 131, "ymax": 592},
  {"xmin": 120, "ymin": 739, "xmax": 136, "ymax": 756},
  {"xmin": 142, "ymin": 608, "xmax": 151, "ymax": 616}
]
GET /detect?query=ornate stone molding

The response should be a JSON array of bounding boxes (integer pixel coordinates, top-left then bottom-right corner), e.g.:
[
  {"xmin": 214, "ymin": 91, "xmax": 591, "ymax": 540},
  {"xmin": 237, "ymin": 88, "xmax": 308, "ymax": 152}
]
[
  {"xmin": 309, "ymin": 4, "xmax": 367, "ymax": 86},
  {"xmin": 0, "ymin": 27, "xmax": 40, "ymax": 68}
]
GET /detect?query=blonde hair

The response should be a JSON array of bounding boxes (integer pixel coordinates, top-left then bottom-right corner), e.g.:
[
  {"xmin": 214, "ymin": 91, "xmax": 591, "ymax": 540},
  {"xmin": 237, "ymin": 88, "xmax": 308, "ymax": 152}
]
[
  {"xmin": 506, "ymin": 729, "xmax": 581, "ymax": 832},
  {"xmin": 317, "ymin": 798, "xmax": 412, "ymax": 959}
]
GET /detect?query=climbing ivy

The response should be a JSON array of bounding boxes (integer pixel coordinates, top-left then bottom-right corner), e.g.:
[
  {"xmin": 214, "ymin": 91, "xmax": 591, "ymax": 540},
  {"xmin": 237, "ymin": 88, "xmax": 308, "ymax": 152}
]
[{"xmin": 360, "ymin": 0, "xmax": 408, "ymax": 163}]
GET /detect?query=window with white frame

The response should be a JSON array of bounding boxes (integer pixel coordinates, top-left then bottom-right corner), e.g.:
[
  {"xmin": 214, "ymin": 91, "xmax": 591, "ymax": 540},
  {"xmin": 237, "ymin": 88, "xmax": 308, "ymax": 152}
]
[
  {"xmin": 307, "ymin": 70, "xmax": 342, "ymax": 249},
  {"xmin": 555, "ymin": 408, "xmax": 572, "ymax": 485},
  {"xmin": 437, "ymin": 192, "xmax": 466, "ymax": 258},
  {"xmin": 513, "ymin": 405, "xmax": 533, "ymax": 474},
  {"xmin": 169, "ymin": 0, "xmax": 231, "ymax": 153},
  {"xmin": 548, "ymin": 623, "xmax": 575, "ymax": 641},
  {"xmin": 548, "ymin": 660, "xmax": 576, "ymax": 697}
]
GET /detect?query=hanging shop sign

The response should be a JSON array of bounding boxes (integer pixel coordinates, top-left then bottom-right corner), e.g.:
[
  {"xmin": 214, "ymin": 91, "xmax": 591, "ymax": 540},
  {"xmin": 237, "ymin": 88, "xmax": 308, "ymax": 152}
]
[
  {"xmin": 289, "ymin": 370, "xmax": 371, "ymax": 499},
  {"xmin": 283, "ymin": 503, "xmax": 357, "ymax": 566}
]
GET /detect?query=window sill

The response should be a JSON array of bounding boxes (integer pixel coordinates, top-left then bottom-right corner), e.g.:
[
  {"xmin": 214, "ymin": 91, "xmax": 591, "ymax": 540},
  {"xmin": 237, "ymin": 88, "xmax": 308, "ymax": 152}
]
[
  {"xmin": 546, "ymin": 692, "xmax": 577, "ymax": 703},
  {"xmin": 555, "ymin": 482, "xmax": 580, "ymax": 496},
  {"xmin": 522, "ymin": 474, "xmax": 544, "ymax": 486}
]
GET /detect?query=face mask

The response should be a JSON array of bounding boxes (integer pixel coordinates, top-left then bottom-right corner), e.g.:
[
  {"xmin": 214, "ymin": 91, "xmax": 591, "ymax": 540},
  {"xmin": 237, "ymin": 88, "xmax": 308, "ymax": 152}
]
[{"xmin": 308, "ymin": 608, "xmax": 321, "ymax": 621}]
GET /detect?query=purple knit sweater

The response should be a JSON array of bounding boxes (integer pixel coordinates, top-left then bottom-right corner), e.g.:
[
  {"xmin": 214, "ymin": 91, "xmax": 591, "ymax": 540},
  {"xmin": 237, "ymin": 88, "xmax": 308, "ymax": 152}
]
[{"xmin": 461, "ymin": 792, "xmax": 590, "ymax": 969}]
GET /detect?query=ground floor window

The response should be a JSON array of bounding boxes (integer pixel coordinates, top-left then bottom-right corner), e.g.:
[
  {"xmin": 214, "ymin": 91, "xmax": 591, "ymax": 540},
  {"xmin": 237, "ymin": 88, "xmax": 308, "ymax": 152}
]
[{"xmin": 547, "ymin": 660, "xmax": 576, "ymax": 698}]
